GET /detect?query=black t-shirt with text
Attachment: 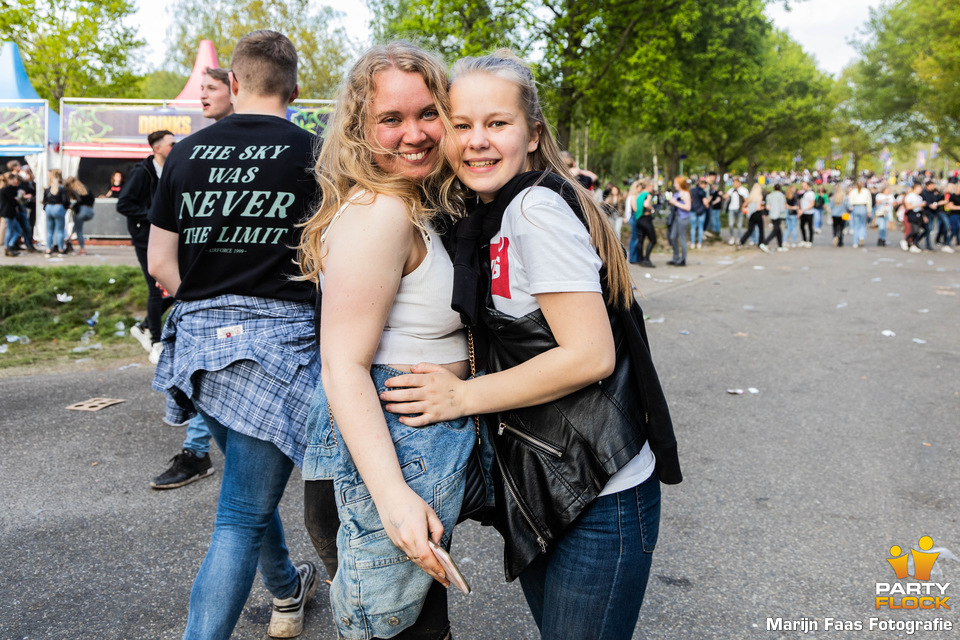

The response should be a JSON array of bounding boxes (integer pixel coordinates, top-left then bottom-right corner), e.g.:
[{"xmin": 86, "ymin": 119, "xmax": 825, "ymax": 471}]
[{"xmin": 149, "ymin": 114, "xmax": 318, "ymax": 303}]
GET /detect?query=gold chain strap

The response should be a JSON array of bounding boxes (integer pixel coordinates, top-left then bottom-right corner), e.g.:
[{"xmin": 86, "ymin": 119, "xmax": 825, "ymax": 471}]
[{"xmin": 467, "ymin": 328, "xmax": 481, "ymax": 442}]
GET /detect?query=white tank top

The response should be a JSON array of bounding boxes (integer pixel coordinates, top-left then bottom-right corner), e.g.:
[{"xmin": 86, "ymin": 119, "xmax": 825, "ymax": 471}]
[{"xmin": 320, "ymin": 192, "xmax": 467, "ymax": 365}]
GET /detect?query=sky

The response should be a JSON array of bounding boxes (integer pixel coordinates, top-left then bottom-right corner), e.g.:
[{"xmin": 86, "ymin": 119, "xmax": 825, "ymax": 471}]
[{"xmin": 130, "ymin": 0, "xmax": 879, "ymax": 78}]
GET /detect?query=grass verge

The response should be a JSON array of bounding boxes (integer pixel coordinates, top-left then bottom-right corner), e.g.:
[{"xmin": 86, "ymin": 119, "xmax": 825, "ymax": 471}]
[{"xmin": 0, "ymin": 265, "xmax": 152, "ymax": 374}]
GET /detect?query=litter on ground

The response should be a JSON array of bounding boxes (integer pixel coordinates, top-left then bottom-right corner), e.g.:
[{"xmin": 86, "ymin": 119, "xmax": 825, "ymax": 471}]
[
  {"xmin": 66, "ymin": 398, "xmax": 126, "ymax": 412},
  {"xmin": 881, "ymin": 330, "xmax": 896, "ymax": 337},
  {"xmin": 912, "ymin": 338, "xmax": 927, "ymax": 345},
  {"xmin": 56, "ymin": 293, "xmax": 73, "ymax": 303}
]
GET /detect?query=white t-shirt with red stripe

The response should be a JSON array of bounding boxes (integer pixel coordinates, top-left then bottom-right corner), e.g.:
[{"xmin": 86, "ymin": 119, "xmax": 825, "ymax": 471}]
[{"xmin": 489, "ymin": 186, "xmax": 655, "ymax": 496}]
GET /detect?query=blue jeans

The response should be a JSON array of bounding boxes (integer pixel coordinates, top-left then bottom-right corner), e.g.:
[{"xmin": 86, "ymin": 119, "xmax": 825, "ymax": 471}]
[
  {"xmin": 813, "ymin": 207, "xmax": 822, "ymax": 230},
  {"xmin": 183, "ymin": 413, "xmax": 212, "ymax": 456},
  {"xmin": 850, "ymin": 205, "xmax": 867, "ymax": 246},
  {"xmin": 935, "ymin": 211, "xmax": 949, "ymax": 243},
  {"xmin": 948, "ymin": 213, "xmax": 960, "ymax": 246},
  {"xmin": 183, "ymin": 411, "xmax": 299, "ymax": 640},
  {"xmin": 876, "ymin": 215, "xmax": 888, "ymax": 243},
  {"xmin": 4, "ymin": 215, "xmax": 22, "ymax": 249},
  {"xmin": 627, "ymin": 216, "xmax": 642, "ymax": 263},
  {"xmin": 73, "ymin": 204, "xmax": 94, "ymax": 249},
  {"xmin": 784, "ymin": 215, "xmax": 798, "ymax": 244},
  {"xmin": 708, "ymin": 208, "xmax": 721, "ymax": 233},
  {"xmin": 519, "ymin": 474, "xmax": 661, "ymax": 640},
  {"xmin": 45, "ymin": 204, "xmax": 66, "ymax": 251},
  {"xmin": 689, "ymin": 213, "xmax": 705, "ymax": 244}
]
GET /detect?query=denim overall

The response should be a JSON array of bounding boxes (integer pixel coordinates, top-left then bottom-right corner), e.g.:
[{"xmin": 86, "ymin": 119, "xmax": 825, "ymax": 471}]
[{"xmin": 302, "ymin": 364, "xmax": 475, "ymax": 639}]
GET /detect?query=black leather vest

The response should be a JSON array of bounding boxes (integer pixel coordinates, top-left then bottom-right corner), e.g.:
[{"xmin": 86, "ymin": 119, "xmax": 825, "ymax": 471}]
[{"xmin": 481, "ymin": 295, "xmax": 680, "ymax": 581}]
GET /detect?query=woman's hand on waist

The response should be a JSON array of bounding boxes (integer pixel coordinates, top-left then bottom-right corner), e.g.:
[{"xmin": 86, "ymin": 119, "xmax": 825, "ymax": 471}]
[
  {"xmin": 380, "ymin": 363, "xmax": 469, "ymax": 427},
  {"xmin": 375, "ymin": 484, "xmax": 450, "ymax": 587}
]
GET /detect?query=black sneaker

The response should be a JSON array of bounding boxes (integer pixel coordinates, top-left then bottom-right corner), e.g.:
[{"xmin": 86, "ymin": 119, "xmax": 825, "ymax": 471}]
[
  {"xmin": 150, "ymin": 449, "xmax": 214, "ymax": 489},
  {"xmin": 268, "ymin": 561, "xmax": 319, "ymax": 638}
]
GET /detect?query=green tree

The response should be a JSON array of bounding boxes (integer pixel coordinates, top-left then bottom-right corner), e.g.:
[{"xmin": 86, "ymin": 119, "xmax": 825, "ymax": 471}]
[
  {"xmin": 621, "ymin": 0, "xmax": 830, "ymax": 181},
  {"xmin": 166, "ymin": 0, "xmax": 354, "ymax": 100},
  {"xmin": 368, "ymin": 0, "xmax": 523, "ymax": 58},
  {"xmin": 854, "ymin": 0, "xmax": 960, "ymax": 161},
  {"xmin": 0, "ymin": 0, "xmax": 144, "ymax": 105},
  {"xmin": 369, "ymin": 0, "xmax": 690, "ymax": 149},
  {"xmin": 138, "ymin": 70, "xmax": 191, "ymax": 100}
]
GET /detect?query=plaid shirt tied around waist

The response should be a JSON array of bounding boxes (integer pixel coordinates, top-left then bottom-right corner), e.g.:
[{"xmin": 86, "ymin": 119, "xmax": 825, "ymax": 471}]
[{"xmin": 152, "ymin": 294, "xmax": 320, "ymax": 465}]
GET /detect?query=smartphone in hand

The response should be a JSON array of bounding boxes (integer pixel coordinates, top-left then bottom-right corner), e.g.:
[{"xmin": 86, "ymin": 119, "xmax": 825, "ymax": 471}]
[{"xmin": 428, "ymin": 541, "xmax": 471, "ymax": 594}]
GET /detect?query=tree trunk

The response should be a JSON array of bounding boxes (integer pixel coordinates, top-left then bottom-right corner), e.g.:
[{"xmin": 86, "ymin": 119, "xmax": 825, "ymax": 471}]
[
  {"xmin": 555, "ymin": 85, "xmax": 575, "ymax": 150},
  {"xmin": 746, "ymin": 155, "xmax": 758, "ymax": 186},
  {"xmin": 717, "ymin": 162, "xmax": 729, "ymax": 185}
]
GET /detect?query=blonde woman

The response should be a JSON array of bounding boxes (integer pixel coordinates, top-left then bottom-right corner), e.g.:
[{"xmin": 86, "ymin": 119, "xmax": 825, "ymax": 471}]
[
  {"xmin": 736, "ymin": 183, "xmax": 769, "ymax": 253},
  {"xmin": 830, "ymin": 185, "xmax": 849, "ymax": 247},
  {"xmin": 298, "ymin": 42, "xmax": 470, "ymax": 640},
  {"xmin": 65, "ymin": 177, "xmax": 95, "ymax": 255},
  {"xmin": 42, "ymin": 169, "xmax": 69, "ymax": 254},
  {"xmin": 847, "ymin": 179, "xmax": 872, "ymax": 248}
]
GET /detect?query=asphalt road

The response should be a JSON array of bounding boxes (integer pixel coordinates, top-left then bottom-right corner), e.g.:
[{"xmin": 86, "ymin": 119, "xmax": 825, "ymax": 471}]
[{"xmin": 2, "ymin": 241, "xmax": 958, "ymax": 639}]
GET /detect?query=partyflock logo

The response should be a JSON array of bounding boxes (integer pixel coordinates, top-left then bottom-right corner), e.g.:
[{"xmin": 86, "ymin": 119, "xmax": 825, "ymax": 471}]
[{"xmin": 876, "ymin": 536, "xmax": 950, "ymax": 610}]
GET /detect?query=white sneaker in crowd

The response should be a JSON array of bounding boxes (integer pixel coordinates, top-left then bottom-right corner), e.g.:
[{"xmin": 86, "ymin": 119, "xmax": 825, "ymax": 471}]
[
  {"xmin": 899, "ymin": 239, "xmax": 909, "ymax": 251},
  {"xmin": 149, "ymin": 342, "xmax": 163, "ymax": 365},
  {"xmin": 909, "ymin": 246, "xmax": 922, "ymax": 254},
  {"xmin": 942, "ymin": 245, "xmax": 955, "ymax": 254},
  {"xmin": 759, "ymin": 243, "xmax": 770, "ymax": 254},
  {"xmin": 130, "ymin": 323, "xmax": 153, "ymax": 353}
]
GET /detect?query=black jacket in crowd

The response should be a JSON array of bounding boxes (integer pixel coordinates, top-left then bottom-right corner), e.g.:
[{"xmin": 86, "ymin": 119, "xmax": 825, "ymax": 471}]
[{"xmin": 116, "ymin": 155, "xmax": 160, "ymax": 246}]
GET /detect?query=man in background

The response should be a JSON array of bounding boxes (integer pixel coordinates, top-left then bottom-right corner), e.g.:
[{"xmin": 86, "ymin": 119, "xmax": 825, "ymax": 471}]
[
  {"xmin": 118, "ymin": 129, "xmax": 176, "ymax": 364},
  {"xmin": 150, "ymin": 66, "xmax": 235, "ymax": 491}
]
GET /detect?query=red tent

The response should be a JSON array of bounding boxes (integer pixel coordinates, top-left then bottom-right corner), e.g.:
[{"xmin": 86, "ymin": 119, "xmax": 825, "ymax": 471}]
[{"xmin": 173, "ymin": 40, "xmax": 221, "ymax": 103}]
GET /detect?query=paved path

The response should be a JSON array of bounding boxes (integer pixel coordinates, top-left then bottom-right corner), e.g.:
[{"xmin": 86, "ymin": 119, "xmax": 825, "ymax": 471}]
[
  {"xmin": 0, "ymin": 243, "xmax": 141, "ymax": 268},
  {"xmin": 2, "ymin": 242, "xmax": 958, "ymax": 639}
]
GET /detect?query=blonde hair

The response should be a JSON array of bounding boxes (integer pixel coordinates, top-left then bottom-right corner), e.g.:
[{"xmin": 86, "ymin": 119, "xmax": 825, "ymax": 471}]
[
  {"xmin": 832, "ymin": 185, "xmax": 847, "ymax": 206},
  {"xmin": 64, "ymin": 176, "xmax": 88, "ymax": 197},
  {"xmin": 785, "ymin": 185, "xmax": 796, "ymax": 200},
  {"xmin": 747, "ymin": 183, "xmax": 763, "ymax": 205},
  {"xmin": 447, "ymin": 50, "xmax": 633, "ymax": 309},
  {"xmin": 298, "ymin": 42, "xmax": 458, "ymax": 282},
  {"xmin": 48, "ymin": 169, "xmax": 62, "ymax": 195}
]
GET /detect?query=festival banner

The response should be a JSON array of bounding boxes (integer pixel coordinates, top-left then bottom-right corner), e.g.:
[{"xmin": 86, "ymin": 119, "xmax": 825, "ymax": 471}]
[
  {"xmin": 61, "ymin": 101, "xmax": 211, "ymax": 158},
  {"xmin": 60, "ymin": 100, "xmax": 335, "ymax": 158},
  {"xmin": 0, "ymin": 100, "xmax": 46, "ymax": 155}
]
